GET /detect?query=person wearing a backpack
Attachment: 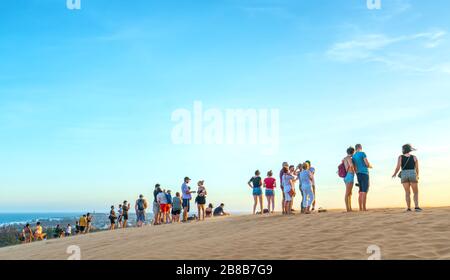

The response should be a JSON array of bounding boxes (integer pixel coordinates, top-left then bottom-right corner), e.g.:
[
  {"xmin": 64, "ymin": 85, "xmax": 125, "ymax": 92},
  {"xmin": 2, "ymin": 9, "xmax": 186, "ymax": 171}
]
[
  {"xmin": 135, "ymin": 194, "xmax": 148, "ymax": 227},
  {"xmin": 340, "ymin": 147, "xmax": 356, "ymax": 212}
]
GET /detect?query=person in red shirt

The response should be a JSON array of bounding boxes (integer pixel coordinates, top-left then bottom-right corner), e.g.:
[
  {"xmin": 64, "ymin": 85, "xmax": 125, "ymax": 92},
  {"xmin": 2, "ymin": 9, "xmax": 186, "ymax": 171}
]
[{"xmin": 264, "ymin": 170, "xmax": 277, "ymax": 213}]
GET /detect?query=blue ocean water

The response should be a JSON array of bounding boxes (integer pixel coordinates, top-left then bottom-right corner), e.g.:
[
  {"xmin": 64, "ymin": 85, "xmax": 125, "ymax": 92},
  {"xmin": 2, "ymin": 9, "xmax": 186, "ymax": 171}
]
[{"xmin": 0, "ymin": 213, "xmax": 82, "ymax": 226}]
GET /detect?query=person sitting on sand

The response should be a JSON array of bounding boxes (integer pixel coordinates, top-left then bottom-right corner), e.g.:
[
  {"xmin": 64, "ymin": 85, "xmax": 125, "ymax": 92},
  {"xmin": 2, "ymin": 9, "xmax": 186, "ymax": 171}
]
[
  {"xmin": 157, "ymin": 189, "xmax": 169, "ymax": 224},
  {"xmin": 343, "ymin": 147, "xmax": 356, "ymax": 212},
  {"xmin": 213, "ymin": 203, "xmax": 229, "ymax": 217},
  {"xmin": 248, "ymin": 170, "xmax": 263, "ymax": 215},
  {"xmin": 181, "ymin": 177, "xmax": 193, "ymax": 222},
  {"xmin": 21, "ymin": 223, "xmax": 33, "ymax": 243},
  {"xmin": 263, "ymin": 171, "xmax": 276, "ymax": 214},
  {"xmin": 122, "ymin": 200, "xmax": 130, "ymax": 228},
  {"xmin": 34, "ymin": 222, "xmax": 46, "ymax": 240},
  {"xmin": 195, "ymin": 180, "xmax": 207, "ymax": 221},
  {"xmin": 135, "ymin": 194, "xmax": 148, "ymax": 227},
  {"xmin": 79, "ymin": 215, "xmax": 87, "ymax": 234},
  {"xmin": 300, "ymin": 162, "xmax": 314, "ymax": 214},
  {"xmin": 53, "ymin": 224, "xmax": 64, "ymax": 238},
  {"xmin": 171, "ymin": 192, "xmax": 182, "ymax": 223},
  {"xmin": 392, "ymin": 144, "xmax": 423, "ymax": 212},
  {"xmin": 65, "ymin": 224, "xmax": 72, "ymax": 237},
  {"xmin": 205, "ymin": 203, "xmax": 213, "ymax": 218},
  {"xmin": 109, "ymin": 205, "xmax": 117, "ymax": 230}
]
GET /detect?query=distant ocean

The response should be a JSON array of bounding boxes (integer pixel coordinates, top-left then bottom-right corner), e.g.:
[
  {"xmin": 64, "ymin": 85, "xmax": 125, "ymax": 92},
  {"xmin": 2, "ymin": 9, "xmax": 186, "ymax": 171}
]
[{"xmin": 0, "ymin": 213, "xmax": 83, "ymax": 226}]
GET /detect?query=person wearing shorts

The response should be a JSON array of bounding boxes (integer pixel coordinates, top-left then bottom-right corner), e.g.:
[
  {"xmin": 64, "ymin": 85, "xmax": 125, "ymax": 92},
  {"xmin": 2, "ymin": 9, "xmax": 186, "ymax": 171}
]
[
  {"xmin": 153, "ymin": 185, "xmax": 162, "ymax": 225},
  {"xmin": 353, "ymin": 144, "xmax": 372, "ymax": 211},
  {"xmin": 135, "ymin": 194, "xmax": 147, "ymax": 227},
  {"xmin": 392, "ymin": 144, "xmax": 422, "ymax": 212},
  {"xmin": 263, "ymin": 171, "xmax": 276, "ymax": 213},
  {"xmin": 122, "ymin": 200, "xmax": 130, "ymax": 228},
  {"xmin": 172, "ymin": 192, "xmax": 182, "ymax": 222},
  {"xmin": 109, "ymin": 206, "xmax": 117, "ymax": 230},
  {"xmin": 282, "ymin": 167, "xmax": 296, "ymax": 215},
  {"xmin": 248, "ymin": 170, "xmax": 263, "ymax": 215},
  {"xmin": 157, "ymin": 190, "xmax": 169, "ymax": 224},
  {"xmin": 181, "ymin": 177, "xmax": 193, "ymax": 222},
  {"xmin": 343, "ymin": 147, "xmax": 356, "ymax": 212},
  {"xmin": 279, "ymin": 162, "xmax": 289, "ymax": 214},
  {"xmin": 78, "ymin": 215, "xmax": 87, "ymax": 234}
]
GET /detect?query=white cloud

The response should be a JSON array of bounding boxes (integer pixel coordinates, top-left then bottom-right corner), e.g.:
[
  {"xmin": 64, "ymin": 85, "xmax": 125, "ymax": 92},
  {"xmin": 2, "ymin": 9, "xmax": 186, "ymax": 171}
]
[{"xmin": 326, "ymin": 30, "xmax": 449, "ymax": 74}]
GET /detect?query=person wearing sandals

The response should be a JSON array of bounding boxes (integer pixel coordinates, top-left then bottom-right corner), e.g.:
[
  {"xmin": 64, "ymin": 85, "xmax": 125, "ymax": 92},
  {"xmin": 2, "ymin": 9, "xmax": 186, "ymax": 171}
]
[
  {"xmin": 248, "ymin": 170, "xmax": 263, "ymax": 215},
  {"xmin": 195, "ymin": 180, "xmax": 207, "ymax": 221},
  {"xmin": 343, "ymin": 147, "xmax": 356, "ymax": 212},
  {"xmin": 392, "ymin": 144, "xmax": 422, "ymax": 212},
  {"xmin": 299, "ymin": 162, "xmax": 314, "ymax": 214},
  {"xmin": 263, "ymin": 170, "xmax": 276, "ymax": 214}
]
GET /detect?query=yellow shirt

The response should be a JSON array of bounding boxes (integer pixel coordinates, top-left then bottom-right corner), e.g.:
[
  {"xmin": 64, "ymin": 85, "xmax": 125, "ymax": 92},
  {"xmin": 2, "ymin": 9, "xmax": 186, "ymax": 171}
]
[
  {"xmin": 79, "ymin": 217, "xmax": 87, "ymax": 227},
  {"xmin": 35, "ymin": 225, "xmax": 42, "ymax": 235}
]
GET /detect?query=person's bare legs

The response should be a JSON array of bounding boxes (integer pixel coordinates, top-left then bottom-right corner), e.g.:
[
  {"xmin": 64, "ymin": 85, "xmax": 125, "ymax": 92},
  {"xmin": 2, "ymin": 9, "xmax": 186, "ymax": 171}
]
[
  {"xmin": 345, "ymin": 183, "xmax": 353, "ymax": 212},
  {"xmin": 253, "ymin": 195, "xmax": 258, "ymax": 214},
  {"xmin": 281, "ymin": 192, "xmax": 285, "ymax": 214},
  {"xmin": 266, "ymin": 195, "xmax": 270, "ymax": 213},
  {"xmin": 358, "ymin": 191, "xmax": 363, "ymax": 211},
  {"xmin": 197, "ymin": 205, "xmax": 201, "ymax": 220},
  {"xmin": 201, "ymin": 205, "xmax": 205, "ymax": 220},
  {"xmin": 258, "ymin": 195, "xmax": 264, "ymax": 214},
  {"xmin": 402, "ymin": 183, "xmax": 412, "ymax": 209},
  {"xmin": 360, "ymin": 192, "xmax": 368, "ymax": 211},
  {"xmin": 285, "ymin": 201, "xmax": 290, "ymax": 215},
  {"xmin": 311, "ymin": 185, "xmax": 316, "ymax": 211},
  {"xmin": 183, "ymin": 207, "xmax": 188, "ymax": 222},
  {"xmin": 411, "ymin": 182, "xmax": 419, "ymax": 208}
]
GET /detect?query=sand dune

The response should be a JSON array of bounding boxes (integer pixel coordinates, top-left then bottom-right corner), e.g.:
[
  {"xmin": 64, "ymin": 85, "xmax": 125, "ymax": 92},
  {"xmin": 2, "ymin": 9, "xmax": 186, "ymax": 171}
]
[{"xmin": 1, "ymin": 207, "xmax": 449, "ymax": 260}]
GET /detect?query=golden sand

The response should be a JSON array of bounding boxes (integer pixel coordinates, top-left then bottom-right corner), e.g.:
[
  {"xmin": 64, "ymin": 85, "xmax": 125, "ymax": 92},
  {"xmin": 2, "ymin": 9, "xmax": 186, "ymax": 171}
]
[{"xmin": 1, "ymin": 207, "xmax": 449, "ymax": 260}]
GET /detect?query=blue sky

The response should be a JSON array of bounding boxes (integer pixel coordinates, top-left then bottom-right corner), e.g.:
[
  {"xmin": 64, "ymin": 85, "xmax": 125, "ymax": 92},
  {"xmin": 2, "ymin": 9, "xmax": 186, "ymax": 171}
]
[{"xmin": 1, "ymin": 0, "xmax": 450, "ymax": 212}]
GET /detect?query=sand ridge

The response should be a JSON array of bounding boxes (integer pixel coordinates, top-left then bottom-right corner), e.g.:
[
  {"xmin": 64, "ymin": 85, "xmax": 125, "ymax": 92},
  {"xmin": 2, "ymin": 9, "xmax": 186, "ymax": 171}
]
[{"xmin": 0, "ymin": 207, "xmax": 449, "ymax": 260}]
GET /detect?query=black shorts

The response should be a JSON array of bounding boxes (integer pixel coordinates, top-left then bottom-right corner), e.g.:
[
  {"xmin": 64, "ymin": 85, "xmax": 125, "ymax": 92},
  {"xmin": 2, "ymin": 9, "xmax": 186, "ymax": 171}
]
[
  {"xmin": 172, "ymin": 209, "xmax": 181, "ymax": 215},
  {"xmin": 196, "ymin": 196, "xmax": 206, "ymax": 205},
  {"xmin": 79, "ymin": 226, "xmax": 86, "ymax": 232},
  {"xmin": 123, "ymin": 213, "xmax": 129, "ymax": 220},
  {"xmin": 110, "ymin": 218, "xmax": 116, "ymax": 224}
]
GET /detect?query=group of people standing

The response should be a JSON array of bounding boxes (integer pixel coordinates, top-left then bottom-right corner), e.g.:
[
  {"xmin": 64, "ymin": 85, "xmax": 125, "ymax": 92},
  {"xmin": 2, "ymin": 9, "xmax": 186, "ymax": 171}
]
[
  {"xmin": 248, "ymin": 160, "xmax": 317, "ymax": 215},
  {"xmin": 248, "ymin": 143, "xmax": 423, "ymax": 214},
  {"xmin": 340, "ymin": 143, "xmax": 422, "ymax": 212},
  {"xmin": 106, "ymin": 177, "xmax": 229, "ymax": 229}
]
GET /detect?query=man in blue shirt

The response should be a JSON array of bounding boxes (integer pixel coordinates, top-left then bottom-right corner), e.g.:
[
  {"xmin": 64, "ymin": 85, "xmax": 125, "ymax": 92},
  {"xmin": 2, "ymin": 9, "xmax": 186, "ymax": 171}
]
[
  {"xmin": 353, "ymin": 144, "xmax": 372, "ymax": 211},
  {"xmin": 181, "ymin": 177, "xmax": 193, "ymax": 222}
]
